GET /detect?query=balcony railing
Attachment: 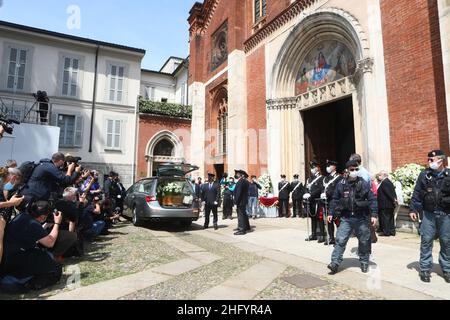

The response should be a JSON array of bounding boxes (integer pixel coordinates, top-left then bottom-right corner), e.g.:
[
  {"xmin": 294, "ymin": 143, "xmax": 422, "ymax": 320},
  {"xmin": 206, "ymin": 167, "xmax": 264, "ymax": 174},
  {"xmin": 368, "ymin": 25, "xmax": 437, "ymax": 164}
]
[{"xmin": 0, "ymin": 94, "xmax": 52, "ymax": 125}]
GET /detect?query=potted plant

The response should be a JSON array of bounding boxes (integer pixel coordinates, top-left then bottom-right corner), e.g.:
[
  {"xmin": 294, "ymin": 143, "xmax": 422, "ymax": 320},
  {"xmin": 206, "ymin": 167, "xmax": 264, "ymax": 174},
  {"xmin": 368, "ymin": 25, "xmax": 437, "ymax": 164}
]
[{"xmin": 391, "ymin": 163, "xmax": 425, "ymax": 233}]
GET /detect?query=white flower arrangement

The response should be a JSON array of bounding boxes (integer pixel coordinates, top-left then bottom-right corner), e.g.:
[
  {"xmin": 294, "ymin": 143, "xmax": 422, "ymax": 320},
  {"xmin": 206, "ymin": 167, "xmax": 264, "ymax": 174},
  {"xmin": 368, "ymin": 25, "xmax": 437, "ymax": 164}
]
[
  {"xmin": 161, "ymin": 182, "xmax": 183, "ymax": 196},
  {"xmin": 391, "ymin": 163, "xmax": 425, "ymax": 206},
  {"xmin": 258, "ymin": 173, "xmax": 274, "ymax": 197}
]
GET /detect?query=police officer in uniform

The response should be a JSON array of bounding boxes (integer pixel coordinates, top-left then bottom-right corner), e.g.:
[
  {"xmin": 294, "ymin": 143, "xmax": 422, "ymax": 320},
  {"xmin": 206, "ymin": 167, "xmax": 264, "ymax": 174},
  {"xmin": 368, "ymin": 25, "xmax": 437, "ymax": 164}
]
[
  {"xmin": 278, "ymin": 175, "xmax": 291, "ymax": 218},
  {"xmin": 410, "ymin": 150, "xmax": 450, "ymax": 283},
  {"xmin": 304, "ymin": 161, "xmax": 325, "ymax": 241},
  {"xmin": 327, "ymin": 160, "xmax": 378, "ymax": 274},
  {"xmin": 290, "ymin": 174, "xmax": 305, "ymax": 218},
  {"xmin": 320, "ymin": 160, "xmax": 343, "ymax": 245}
]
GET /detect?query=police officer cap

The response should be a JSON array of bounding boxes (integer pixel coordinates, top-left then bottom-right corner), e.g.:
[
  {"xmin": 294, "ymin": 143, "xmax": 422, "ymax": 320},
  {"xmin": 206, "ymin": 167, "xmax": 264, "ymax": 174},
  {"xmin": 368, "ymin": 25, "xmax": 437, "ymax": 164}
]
[
  {"xmin": 346, "ymin": 160, "xmax": 360, "ymax": 169},
  {"xmin": 207, "ymin": 172, "xmax": 215, "ymax": 177},
  {"xmin": 326, "ymin": 160, "xmax": 338, "ymax": 166},
  {"xmin": 293, "ymin": 174, "xmax": 299, "ymax": 179},
  {"xmin": 310, "ymin": 160, "xmax": 319, "ymax": 168},
  {"xmin": 235, "ymin": 169, "xmax": 249, "ymax": 178},
  {"xmin": 428, "ymin": 150, "xmax": 446, "ymax": 158}
]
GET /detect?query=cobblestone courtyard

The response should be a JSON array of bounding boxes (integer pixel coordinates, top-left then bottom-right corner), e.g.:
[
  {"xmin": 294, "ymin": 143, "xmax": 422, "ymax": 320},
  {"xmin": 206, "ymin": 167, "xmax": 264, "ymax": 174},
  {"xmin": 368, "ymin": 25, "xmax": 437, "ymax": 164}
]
[{"xmin": 1, "ymin": 214, "xmax": 448, "ymax": 300}]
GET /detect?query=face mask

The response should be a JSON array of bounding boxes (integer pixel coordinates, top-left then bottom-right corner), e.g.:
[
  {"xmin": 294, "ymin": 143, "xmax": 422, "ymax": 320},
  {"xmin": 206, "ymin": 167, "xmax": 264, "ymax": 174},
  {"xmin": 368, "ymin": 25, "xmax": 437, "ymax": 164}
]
[
  {"xmin": 430, "ymin": 161, "xmax": 442, "ymax": 171},
  {"xmin": 4, "ymin": 182, "xmax": 14, "ymax": 191},
  {"xmin": 349, "ymin": 171, "xmax": 359, "ymax": 179},
  {"xmin": 311, "ymin": 168, "xmax": 318, "ymax": 175},
  {"xmin": 326, "ymin": 167, "xmax": 332, "ymax": 174}
]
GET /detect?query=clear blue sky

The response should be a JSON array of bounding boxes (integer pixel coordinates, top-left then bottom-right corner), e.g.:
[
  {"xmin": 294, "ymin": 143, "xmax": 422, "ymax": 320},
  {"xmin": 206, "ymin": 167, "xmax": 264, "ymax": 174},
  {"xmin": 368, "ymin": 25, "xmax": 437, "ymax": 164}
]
[{"xmin": 0, "ymin": 0, "xmax": 197, "ymax": 70}]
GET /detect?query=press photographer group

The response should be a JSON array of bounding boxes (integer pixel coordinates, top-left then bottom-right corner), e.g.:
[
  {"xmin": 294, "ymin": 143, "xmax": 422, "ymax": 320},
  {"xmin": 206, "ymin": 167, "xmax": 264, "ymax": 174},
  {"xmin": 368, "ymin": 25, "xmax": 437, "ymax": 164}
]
[{"xmin": 0, "ymin": 140, "xmax": 127, "ymax": 292}]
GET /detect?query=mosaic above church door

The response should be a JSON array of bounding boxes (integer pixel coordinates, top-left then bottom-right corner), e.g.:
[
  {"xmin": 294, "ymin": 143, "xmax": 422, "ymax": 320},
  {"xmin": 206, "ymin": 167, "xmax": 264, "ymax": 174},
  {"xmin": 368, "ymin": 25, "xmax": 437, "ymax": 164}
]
[{"xmin": 295, "ymin": 40, "xmax": 356, "ymax": 95}]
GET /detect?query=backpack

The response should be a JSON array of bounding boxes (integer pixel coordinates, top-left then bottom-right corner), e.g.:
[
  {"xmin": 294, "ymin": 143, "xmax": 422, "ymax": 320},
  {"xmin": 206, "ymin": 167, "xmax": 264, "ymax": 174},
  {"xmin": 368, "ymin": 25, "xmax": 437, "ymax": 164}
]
[{"xmin": 18, "ymin": 161, "xmax": 39, "ymax": 185}]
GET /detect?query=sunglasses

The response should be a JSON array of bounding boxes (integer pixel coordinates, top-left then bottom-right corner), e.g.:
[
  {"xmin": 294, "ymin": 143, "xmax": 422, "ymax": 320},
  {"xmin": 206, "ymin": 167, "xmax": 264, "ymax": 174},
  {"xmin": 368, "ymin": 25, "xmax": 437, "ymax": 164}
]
[
  {"xmin": 428, "ymin": 158, "xmax": 439, "ymax": 162},
  {"xmin": 348, "ymin": 168, "xmax": 360, "ymax": 172}
]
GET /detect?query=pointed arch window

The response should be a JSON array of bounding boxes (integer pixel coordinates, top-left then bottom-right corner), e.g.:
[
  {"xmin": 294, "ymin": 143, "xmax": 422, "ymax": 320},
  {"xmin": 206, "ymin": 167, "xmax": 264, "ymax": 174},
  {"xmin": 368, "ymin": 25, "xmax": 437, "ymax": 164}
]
[
  {"xmin": 154, "ymin": 139, "xmax": 174, "ymax": 157},
  {"xmin": 217, "ymin": 100, "xmax": 228, "ymax": 155}
]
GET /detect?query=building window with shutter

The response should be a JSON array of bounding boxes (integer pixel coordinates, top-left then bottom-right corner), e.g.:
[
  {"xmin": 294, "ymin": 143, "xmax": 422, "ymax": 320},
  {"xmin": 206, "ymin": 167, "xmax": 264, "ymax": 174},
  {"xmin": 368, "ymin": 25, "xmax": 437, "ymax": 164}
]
[
  {"xmin": 181, "ymin": 82, "xmax": 187, "ymax": 105},
  {"xmin": 108, "ymin": 64, "xmax": 125, "ymax": 102},
  {"xmin": 105, "ymin": 119, "xmax": 122, "ymax": 150},
  {"xmin": 145, "ymin": 86, "xmax": 155, "ymax": 101},
  {"xmin": 254, "ymin": 0, "xmax": 267, "ymax": 22},
  {"xmin": 7, "ymin": 46, "xmax": 28, "ymax": 91},
  {"xmin": 56, "ymin": 114, "xmax": 83, "ymax": 148},
  {"xmin": 62, "ymin": 57, "xmax": 79, "ymax": 97}
]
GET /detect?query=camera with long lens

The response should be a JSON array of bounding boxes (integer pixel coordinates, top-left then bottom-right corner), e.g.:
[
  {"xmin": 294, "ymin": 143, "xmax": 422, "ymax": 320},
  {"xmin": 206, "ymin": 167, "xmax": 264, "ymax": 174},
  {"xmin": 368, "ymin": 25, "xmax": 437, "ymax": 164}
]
[{"xmin": 0, "ymin": 117, "xmax": 20, "ymax": 136}]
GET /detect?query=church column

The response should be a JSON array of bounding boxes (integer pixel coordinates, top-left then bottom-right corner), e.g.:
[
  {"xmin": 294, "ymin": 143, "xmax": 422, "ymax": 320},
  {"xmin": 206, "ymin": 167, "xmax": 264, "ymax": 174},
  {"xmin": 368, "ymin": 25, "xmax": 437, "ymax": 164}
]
[
  {"xmin": 438, "ymin": 0, "xmax": 450, "ymax": 147},
  {"xmin": 227, "ymin": 50, "xmax": 248, "ymax": 171},
  {"xmin": 189, "ymin": 82, "xmax": 206, "ymax": 179}
]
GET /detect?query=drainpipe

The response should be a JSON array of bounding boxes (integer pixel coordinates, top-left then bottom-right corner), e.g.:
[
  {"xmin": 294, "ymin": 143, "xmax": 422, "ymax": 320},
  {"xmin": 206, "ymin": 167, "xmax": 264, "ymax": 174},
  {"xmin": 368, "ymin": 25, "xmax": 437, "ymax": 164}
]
[
  {"xmin": 133, "ymin": 95, "xmax": 139, "ymax": 184},
  {"xmin": 89, "ymin": 45, "xmax": 100, "ymax": 153}
]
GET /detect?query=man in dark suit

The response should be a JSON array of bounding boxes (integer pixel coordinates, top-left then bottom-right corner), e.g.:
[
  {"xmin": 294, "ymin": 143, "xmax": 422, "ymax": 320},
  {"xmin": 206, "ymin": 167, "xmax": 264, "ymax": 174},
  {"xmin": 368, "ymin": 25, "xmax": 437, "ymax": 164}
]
[
  {"xmin": 376, "ymin": 171, "xmax": 398, "ymax": 236},
  {"xmin": 201, "ymin": 173, "xmax": 221, "ymax": 230},
  {"xmin": 233, "ymin": 169, "xmax": 250, "ymax": 235},
  {"xmin": 278, "ymin": 175, "xmax": 291, "ymax": 217}
]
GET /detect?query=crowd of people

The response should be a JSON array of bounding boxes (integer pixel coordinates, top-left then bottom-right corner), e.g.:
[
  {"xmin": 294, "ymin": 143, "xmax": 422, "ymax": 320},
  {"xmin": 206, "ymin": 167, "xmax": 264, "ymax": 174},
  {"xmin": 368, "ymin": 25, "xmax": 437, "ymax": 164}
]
[{"xmin": 0, "ymin": 152, "xmax": 127, "ymax": 292}]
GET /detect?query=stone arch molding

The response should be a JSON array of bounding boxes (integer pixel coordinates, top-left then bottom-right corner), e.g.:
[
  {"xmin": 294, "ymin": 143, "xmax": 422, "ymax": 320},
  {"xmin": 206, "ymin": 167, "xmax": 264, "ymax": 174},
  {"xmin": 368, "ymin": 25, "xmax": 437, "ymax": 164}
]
[
  {"xmin": 146, "ymin": 130, "xmax": 185, "ymax": 161},
  {"xmin": 270, "ymin": 7, "xmax": 371, "ymax": 99}
]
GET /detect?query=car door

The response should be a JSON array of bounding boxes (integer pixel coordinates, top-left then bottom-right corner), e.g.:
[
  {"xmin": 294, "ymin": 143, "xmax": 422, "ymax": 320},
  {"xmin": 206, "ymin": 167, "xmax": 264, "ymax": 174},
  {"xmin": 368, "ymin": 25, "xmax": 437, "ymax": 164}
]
[{"xmin": 123, "ymin": 181, "xmax": 141, "ymax": 217}]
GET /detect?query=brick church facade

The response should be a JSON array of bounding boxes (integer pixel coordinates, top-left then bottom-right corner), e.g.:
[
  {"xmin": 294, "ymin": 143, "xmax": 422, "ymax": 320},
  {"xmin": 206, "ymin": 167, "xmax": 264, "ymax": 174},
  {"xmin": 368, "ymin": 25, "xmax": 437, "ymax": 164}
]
[{"xmin": 188, "ymin": 0, "xmax": 450, "ymax": 185}]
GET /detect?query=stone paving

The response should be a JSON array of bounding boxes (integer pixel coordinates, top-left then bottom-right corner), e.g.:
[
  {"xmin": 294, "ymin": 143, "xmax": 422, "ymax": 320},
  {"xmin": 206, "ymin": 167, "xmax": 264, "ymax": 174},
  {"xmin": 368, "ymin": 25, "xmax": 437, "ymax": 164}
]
[{"xmin": 2, "ymin": 213, "xmax": 448, "ymax": 300}]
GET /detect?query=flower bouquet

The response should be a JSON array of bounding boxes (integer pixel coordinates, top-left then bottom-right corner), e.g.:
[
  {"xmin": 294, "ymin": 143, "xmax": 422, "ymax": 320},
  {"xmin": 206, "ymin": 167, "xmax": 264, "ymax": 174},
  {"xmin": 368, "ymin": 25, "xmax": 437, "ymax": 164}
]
[
  {"xmin": 258, "ymin": 174, "xmax": 278, "ymax": 217},
  {"xmin": 158, "ymin": 182, "xmax": 184, "ymax": 206},
  {"xmin": 391, "ymin": 163, "xmax": 425, "ymax": 206}
]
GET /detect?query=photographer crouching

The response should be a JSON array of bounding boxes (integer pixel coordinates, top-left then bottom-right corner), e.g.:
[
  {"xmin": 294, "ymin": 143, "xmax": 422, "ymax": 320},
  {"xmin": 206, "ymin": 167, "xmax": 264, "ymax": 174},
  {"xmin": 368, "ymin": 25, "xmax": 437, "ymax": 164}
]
[{"xmin": 0, "ymin": 201, "xmax": 63, "ymax": 292}]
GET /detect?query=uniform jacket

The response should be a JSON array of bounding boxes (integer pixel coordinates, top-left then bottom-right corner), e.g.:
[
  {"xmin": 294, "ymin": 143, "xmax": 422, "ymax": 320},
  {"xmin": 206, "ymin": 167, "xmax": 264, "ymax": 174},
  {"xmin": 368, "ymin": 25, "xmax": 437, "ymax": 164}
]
[
  {"xmin": 290, "ymin": 180, "xmax": 305, "ymax": 200},
  {"xmin": 278, "ymin": 181, "xmax": 291, "ymax": 200},
  {"xmin": 234, "ymin": 178, "xmax": 249, "ymax": 208},
  {"xmin": 410, "ymin": 168, "xmax": 450, "ymax": 213},
  {"xmin": 323, "ymin": 172, "xmax": 343, "ymax": 201},
  {"xmin": 306, "ymin": 173, "xmax": 324, "ymax": 200},
  {"xmin": 330, "ymin": 177, "xmax": 378, "ymax": 218}
]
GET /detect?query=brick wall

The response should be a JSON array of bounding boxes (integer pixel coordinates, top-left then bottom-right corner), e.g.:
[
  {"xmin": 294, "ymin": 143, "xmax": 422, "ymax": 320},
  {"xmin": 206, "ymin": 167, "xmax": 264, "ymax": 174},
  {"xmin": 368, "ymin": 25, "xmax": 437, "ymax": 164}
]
[
  {"xmin": 137, "ymin": 115, "xmax": 191, "ymax": 178},
  {"xmin": 246, "ymin": 46, "xmax": 267, "ymax": 177},
  {"xmin": 381, "ymin": 0, "xmax": 449, "ymax": 169}
]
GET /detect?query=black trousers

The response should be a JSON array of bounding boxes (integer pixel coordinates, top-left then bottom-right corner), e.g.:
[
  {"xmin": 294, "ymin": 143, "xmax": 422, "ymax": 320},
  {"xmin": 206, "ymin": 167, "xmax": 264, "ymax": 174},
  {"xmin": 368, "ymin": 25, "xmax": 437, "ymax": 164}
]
[
  {"xmin": 307, "ymin": 201, "xmax": 325, "ymax": 237},
  {"xmin": 204, "ymin": 204, "xmax": 218, "ymax": 227},
  {"xmin": 278, "ymin": 199, "xmax": 289, "ymax": 217},
  {"xmin": 237, "ymin": 205, "xmax": 250, "ymax": 232},
  {"xmin": 292, "ymin": 199, "xmax": 302, "ymax": 217},
  {"xmin": 223, "ymin": 198, "xmax": 233, "ymax": 218},
  {"xmin": 379, "ymin": 208, "xmax": 396, "ymax": 236},
  {"xmin": 51, "ymin": 230, "xmax": 78, "ymax": 257}
]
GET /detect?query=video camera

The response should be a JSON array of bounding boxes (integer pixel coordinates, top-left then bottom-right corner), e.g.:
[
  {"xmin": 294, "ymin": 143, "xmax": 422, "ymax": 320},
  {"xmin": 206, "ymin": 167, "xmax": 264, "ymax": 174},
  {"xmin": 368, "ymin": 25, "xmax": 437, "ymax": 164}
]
[{"xmin": 0, "ymin": 117, "xmax": 20, "ymax": 135}]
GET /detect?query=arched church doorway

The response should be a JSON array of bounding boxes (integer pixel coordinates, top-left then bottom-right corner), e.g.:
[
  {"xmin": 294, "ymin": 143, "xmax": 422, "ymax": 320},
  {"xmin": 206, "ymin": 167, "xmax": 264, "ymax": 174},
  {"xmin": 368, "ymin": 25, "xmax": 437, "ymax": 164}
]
[
  {"xmin": 145, "ymin": 131, "xmax": 185, "ymax": 177},
  {"xmin": 302, "ymin": 97, "xmax": 355, "ymax": 175},
  {"xmin": 297, "ymin": 39, "xmax": 358, "ymax": 176}
]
